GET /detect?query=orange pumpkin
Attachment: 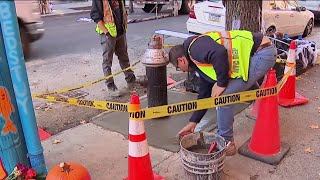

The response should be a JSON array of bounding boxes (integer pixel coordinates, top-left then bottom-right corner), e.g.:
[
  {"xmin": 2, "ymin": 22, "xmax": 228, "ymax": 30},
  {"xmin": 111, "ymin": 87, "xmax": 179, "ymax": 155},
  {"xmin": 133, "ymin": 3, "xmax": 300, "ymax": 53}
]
[{"xmin": 46, "ymin": 162, "xmax": 91, "ymax": 180}]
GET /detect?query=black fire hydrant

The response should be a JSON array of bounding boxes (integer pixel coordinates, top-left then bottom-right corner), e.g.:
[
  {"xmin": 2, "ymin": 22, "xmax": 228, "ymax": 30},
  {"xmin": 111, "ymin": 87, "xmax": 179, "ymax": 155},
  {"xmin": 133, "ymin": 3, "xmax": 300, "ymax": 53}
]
[{"xmin": 141, "ymin": 35, "xmax": 169, "ymax": 107}]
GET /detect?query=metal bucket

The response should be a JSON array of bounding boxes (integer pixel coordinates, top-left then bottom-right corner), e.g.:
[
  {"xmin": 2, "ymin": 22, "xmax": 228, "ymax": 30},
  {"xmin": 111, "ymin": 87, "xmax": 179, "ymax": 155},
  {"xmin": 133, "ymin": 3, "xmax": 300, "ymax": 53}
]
[{"xmin": 180, "ymin": 132, "xmax": 226, "ymax": 180}]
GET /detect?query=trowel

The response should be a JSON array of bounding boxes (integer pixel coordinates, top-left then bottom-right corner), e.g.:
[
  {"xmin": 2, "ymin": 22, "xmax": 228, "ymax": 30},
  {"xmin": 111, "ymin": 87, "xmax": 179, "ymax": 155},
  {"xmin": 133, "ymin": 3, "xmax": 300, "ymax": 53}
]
[{"xmin": 208, "ymin": 141, "xmax": 217, "ymax": 154}]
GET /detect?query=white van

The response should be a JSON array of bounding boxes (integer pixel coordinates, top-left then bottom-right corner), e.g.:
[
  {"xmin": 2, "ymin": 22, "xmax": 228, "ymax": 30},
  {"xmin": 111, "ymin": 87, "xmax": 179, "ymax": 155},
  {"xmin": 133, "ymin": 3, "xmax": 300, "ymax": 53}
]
[{"xmin": 15, "ymin": 1, "xmax": 45, "ymax": 58}]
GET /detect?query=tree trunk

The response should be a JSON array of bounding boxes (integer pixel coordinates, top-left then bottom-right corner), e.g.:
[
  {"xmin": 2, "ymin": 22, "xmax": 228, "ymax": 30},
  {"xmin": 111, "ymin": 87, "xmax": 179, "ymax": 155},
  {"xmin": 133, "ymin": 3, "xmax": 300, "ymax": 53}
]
[{"xmin": 223, "ymin": 0, "xmax": 262, "ymax": 32}]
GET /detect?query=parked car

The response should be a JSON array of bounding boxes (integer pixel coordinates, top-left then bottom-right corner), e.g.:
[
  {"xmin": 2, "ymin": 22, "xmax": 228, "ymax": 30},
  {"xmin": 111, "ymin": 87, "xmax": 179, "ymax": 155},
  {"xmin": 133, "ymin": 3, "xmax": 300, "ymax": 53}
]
[
  {"xmin": 15, "ymin": 1, "xmax": 45, "ymax": 58},
  {"xmin": 296, "ymin": 0, "xmax": 320, "ymax": 20},
  {"xmin": 186, "ymin": 0, "xmax": 314, "ymax": 37}
]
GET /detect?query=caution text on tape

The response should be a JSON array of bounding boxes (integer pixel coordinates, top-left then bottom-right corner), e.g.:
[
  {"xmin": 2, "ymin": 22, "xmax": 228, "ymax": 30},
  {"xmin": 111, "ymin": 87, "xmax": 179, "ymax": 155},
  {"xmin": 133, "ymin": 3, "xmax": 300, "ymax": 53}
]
[
  {"xmin": 129, "ymin": 86, "xmax": 278, "ymax": 120},
  {"xmin": 33, "ymin": 62, "xmax": 294, "ymax": 121},
  {"xmin": 33, "ymin": 94, "xmax": 129, "ymax": 112},
  {"xmin": 129, "ymin": 63, "xmax": 294, "ymax": 120}
]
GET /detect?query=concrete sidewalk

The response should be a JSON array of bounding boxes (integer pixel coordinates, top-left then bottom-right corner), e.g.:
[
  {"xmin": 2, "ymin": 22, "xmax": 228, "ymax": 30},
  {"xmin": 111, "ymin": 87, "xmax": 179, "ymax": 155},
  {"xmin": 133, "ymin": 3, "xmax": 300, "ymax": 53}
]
[
  {"xmin": 42, "ymin": 64, "xmax": 320, "ymax": 179},
  {"xmin": 42, "ymin": 0, "xmax": 92, "ymax": 17}
]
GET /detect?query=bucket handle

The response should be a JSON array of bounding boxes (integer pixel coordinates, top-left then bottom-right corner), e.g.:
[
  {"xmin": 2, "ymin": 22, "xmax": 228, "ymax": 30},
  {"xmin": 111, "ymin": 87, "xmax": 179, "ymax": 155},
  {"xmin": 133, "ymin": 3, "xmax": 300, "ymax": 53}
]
[
  {"xmin": 179, "ymin": 151, "xmax": 226, "ymax": 165},
  {"xmin": 181, "ymin": 157, "xmax": 225, "ymax": 170},
  {"xmin": 181, "ymin": 159, "xmax": 225, "ymax": 175}
]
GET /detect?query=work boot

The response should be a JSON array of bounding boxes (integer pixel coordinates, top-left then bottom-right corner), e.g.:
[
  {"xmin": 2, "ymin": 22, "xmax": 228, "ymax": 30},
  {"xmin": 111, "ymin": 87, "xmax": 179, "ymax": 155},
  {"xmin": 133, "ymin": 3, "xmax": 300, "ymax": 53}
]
[
  {"xmin": 127, "ymin": 81, "xmax": 138, "ymax": 91},
  {"xmin": 107, "ymin": 84, "xmax": 122, "ymax": 97},
  {"xmin": 127, "ymin": 76, "xmax": 143, "ymax": 91},
  {"xmin": 225, "ymin": 141, "xmax": 236, "ymax": 156}
]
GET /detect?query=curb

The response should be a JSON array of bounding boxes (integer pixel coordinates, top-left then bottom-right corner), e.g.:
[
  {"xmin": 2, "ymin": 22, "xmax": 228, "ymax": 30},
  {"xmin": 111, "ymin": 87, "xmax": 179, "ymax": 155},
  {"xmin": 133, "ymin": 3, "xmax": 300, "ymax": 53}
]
[
  {"xmin": 41, "ymin": 10, "xmax": 91, "ymax": 18},
  {"xmin": 42, "ymin": 9, "xmax": 173, "ymax": 24},
  {"xmin": 127, "ymin": 14, "xmax": 172, "ymax": 24}
]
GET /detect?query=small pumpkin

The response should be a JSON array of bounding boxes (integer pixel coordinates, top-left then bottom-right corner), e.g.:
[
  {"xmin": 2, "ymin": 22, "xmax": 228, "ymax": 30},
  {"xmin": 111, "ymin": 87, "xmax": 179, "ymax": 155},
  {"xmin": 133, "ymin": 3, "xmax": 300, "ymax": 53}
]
[{"xmin": 46, "ymin": 162, "xmax": 91, "ymax": 180}]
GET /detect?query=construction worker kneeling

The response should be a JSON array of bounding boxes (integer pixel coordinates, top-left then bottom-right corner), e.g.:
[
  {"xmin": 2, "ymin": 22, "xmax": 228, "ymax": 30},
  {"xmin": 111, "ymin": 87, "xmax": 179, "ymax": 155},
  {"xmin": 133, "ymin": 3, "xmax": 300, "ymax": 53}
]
[{"xmin": 169, "ymin": 30, "xmax": 277, "ymax": 156}]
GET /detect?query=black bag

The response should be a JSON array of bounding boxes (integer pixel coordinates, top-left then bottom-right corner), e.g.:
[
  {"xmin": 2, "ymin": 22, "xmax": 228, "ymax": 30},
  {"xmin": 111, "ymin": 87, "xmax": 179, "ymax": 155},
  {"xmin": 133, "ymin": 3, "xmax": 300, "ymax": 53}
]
[{"xmin": 184, "ymin": 71, "xmax": 201, "ymax": 93}]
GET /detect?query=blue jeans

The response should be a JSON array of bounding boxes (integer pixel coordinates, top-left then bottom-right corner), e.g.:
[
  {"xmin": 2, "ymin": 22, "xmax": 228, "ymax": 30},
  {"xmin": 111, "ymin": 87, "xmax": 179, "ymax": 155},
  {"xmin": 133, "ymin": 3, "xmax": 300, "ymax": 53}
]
[{"xmin": 217, "ymin": 46, "xmax": 277, "ymax": 141}]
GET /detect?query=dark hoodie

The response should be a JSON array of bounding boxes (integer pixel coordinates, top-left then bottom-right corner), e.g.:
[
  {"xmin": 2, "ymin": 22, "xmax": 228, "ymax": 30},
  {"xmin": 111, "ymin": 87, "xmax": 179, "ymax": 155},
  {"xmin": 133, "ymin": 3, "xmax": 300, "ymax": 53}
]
[{"xmin": 184, "ymin": 32, "xmax": 263, "ymax": 123}]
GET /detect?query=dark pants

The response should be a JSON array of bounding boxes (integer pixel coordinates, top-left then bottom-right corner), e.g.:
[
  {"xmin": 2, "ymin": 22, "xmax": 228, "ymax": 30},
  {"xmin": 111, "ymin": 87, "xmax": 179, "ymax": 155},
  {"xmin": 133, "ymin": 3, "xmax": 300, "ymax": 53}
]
[{"xmin": 100, "ymin": 33, "xmax": 135, "ymax": 87}]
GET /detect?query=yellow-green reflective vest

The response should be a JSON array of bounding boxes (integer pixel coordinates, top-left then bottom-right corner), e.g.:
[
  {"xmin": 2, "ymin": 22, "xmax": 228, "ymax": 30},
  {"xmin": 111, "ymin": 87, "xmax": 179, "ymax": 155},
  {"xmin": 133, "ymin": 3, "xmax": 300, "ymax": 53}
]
[
  {"xmin": 95, "ymin": 0, "xmax": 128, "ymax": 37},
  {"xmin": 188, "ymin": 30, "xmax": 254, "ymax": 82}
]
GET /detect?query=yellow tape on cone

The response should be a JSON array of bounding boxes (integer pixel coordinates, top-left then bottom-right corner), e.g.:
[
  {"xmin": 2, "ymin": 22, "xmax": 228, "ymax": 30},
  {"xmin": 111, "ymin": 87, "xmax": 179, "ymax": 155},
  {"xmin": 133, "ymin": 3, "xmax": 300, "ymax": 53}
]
[
  {"xmin": 276, "ymin": 58, "xmax": 286, "ymax": 63},
  {"xmin": 277, "ymin": 63, "xmax": 295, "ymax": 90}
]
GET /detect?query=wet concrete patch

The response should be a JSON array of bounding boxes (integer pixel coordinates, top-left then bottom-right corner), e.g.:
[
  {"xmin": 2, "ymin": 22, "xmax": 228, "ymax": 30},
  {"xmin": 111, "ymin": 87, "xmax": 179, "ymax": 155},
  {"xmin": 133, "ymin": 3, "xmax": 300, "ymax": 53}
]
[{"xmin": 93, "ymin": 90, "xmax": 248, "ymax": 152}]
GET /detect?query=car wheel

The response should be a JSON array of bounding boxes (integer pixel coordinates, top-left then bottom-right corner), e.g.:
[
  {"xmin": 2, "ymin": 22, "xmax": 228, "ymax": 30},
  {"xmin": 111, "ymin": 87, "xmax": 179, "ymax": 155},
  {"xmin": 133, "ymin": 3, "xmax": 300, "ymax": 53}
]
[
  {"xmin": 142, "ymin": 4, "xmax": 163, "ymax": 13},
  {"xmin": 19, "ymin": 26, "xmax": 30, "ymax": 59},
  {"xmin": 303, "ymin": 19, "xmax": 313, "ymax": 37},
  {"xmin": 266, "ymin": 26, "xmax": 276, "ymax": 35}
]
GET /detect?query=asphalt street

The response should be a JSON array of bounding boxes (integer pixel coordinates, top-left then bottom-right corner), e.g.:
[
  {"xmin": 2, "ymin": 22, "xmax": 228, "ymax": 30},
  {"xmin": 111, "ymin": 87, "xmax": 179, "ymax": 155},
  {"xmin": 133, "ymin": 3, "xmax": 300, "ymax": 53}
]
[
  {"xmin": 30, "ymin": 12, "xmax": 320, "ymax": 60},
  {"xmin": 30, "ymin": 12, "xmax": 189, "ymax": 60}
]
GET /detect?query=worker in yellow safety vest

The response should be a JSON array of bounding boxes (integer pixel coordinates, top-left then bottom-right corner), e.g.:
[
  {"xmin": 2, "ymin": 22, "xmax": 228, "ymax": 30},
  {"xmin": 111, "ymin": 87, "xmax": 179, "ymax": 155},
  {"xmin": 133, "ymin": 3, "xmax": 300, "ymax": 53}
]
[
  {"xmin": 169, "ymin": 30, "xmax": 277, "ymax": 156},
  {"xmin": 91, "ymin": 0, "xmax": 136, "ymax": 97}
]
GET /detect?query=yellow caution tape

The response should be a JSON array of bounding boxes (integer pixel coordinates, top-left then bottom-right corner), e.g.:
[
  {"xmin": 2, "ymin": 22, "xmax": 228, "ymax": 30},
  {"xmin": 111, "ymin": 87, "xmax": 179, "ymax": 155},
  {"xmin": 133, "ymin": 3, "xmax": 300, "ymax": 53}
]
[
  {"xmin": 33, "ymin": 94, "xmax": 129, "ymax": 112},
  {"xmin": 33, "ymin": 61, "xmax": 140, "ymax": 96},
  {"xmin": 33, "ymin": 62, "xmax": 295, "ymax": 120},
  {"xmin": 129, "ymin": 64, "xmax": 295, "ymax": 120},
  {"xmin": 129, "ymin": 86, "xmax": 278, "ymax": 120}
]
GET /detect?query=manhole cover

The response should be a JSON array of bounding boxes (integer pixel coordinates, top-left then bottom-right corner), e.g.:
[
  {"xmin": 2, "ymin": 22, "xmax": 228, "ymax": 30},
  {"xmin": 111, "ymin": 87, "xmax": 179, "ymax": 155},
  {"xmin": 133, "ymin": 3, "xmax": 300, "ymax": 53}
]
[{"xmin": 60, "ymin": 90, "xmax": 89, "ymax": 99}]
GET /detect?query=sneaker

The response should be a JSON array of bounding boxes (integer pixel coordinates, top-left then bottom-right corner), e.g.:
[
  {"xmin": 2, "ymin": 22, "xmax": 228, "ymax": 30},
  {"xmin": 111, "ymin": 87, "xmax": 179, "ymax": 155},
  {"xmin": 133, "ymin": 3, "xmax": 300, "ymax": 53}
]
[
  {"xmin": 225, "ymin": 141, "xmax": 236, "ymax": 156},
  {"xmin": 107, "ymin": 84, "xmax": 122, "ymax": 97}
]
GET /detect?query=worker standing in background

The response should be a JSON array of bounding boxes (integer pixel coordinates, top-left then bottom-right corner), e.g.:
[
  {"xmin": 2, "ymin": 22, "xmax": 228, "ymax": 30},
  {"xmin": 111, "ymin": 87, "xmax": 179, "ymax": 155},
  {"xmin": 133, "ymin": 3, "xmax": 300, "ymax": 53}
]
[
  {"xmin": 90, "ymin": 0, "xmax": 137, "ymax": 97},
  {"xmin": 49, "ymin": 0, "xmax": 53, "ymax": 13},
  {"xmin": 168, "ymin": 30, "xmax": 277, "ymax": 156}
]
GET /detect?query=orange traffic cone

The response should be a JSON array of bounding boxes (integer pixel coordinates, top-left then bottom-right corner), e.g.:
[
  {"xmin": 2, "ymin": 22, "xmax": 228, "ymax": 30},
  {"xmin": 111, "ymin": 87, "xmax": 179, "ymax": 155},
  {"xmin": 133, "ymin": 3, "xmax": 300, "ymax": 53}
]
[
  {"xmin": 279, "ymin": 41, "xmax": 309, "ymax": 107},
  {"xmin": 124, "ymin": 94, "xmax": 164, "ymax": 180},
  {"xmin": 238, "ymin": 69, "xmax": 290, "ymax": 165}
]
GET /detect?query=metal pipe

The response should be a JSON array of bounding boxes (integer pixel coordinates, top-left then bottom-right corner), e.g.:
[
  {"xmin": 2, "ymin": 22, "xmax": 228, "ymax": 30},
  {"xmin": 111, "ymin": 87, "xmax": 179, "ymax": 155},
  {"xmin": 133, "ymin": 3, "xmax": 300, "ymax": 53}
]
[
  {"xmin": 0, "ymin": 22, "xmax": 30, "ymax": 174},
  {"xmin": 0, "ymin": 1, "xmax": 47, "ymax": 174}
]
